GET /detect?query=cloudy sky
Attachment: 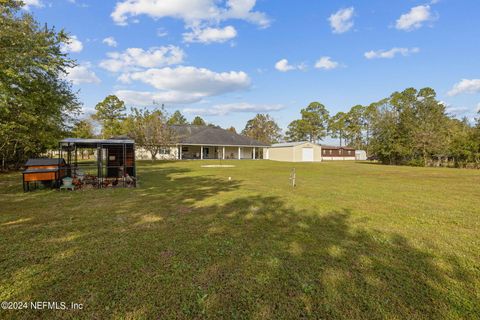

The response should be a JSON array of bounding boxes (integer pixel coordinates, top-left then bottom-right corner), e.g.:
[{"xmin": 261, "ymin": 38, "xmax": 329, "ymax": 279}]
[{"xmin": 24, "ymin": 0, "xmax": 480, "ymax": 131}]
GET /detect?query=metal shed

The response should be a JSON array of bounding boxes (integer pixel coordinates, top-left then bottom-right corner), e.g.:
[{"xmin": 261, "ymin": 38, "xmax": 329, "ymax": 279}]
[{"xmin": 264, "ymin": 142, "xmax": 323, "ymax": 162}]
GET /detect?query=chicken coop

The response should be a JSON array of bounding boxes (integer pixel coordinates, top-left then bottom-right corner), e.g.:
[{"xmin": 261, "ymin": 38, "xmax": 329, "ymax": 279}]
[
  {"xmin": 58, "ymin": 138, "xmax": 136, "ymax": 189},
  {"xmin": 22, "ymin": 158, "xmax": 67, "ymax": 191}
]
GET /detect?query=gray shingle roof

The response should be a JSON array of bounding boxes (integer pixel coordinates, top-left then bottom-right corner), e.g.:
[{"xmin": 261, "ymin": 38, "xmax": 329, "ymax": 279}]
[{"xmin": 172, "ymin": 125, "xmax": 269, "ymax": 147}]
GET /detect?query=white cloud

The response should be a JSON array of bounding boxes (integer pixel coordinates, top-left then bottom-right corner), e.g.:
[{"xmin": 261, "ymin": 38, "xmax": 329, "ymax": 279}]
[
  {"xmin": 99, "ymin": 46, "xmax": 184, "ymax": 72},
  {"xmin": 61, "ymin": 35, "xmax": 83, "ymax": 53},
  {"xmin": 328, "ymin": 7, "xmax": 355, "ymax": 34},
  {"xmin": 115, "ymin": 90, "xmax": 203, "ymax": 105},
  {"xmin": 64, "ymin": 64, "xmax": 100, "ymax": 85},
  {"xmin": 275, "ymin": 59, "xmax": 306, "ymax": 72},
  {"xmin": 447, "ymin": 79, "xmax": 480, "ymax": 96},
  {"xmin": 396, "ymin": 5, "xmax": 435, "ymax": 31},
  {"xmin": 315, "ymin": 57, "xmax": 340, "ymax": 70},
  {"xmin": 183, "ymin": 25, "xmax": 237, "ymax": 43},
  {"xmin": 102, "ymin": 36, "xmax": 118, "ymax": 47},
  {"xmin": 111, "ymin": 0, "xmax": 270, "ymax": 28},
  {"xmin": 364, "ymin": 47, "xmax": 420, "ymax": 59},
  {"xmin": 120, "ymin": 66, "xmax": 250, "ymax": 94},
  {"xmin": 22, "ymin": 0, "xmax": 43, "ymax": 9},
  {"xmin": 445, "ymin": 106, "xmax": 470, "ymax": 115},
  {"xmin": 116, "ymin": 66, "xmax": 251, "ymax": 105},
  {"xmin": 184, "ymin": 102, "xmax": 284, "ymax": 116}
]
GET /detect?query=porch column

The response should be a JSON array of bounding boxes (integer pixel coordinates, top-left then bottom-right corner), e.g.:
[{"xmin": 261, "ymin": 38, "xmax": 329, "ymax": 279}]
[
  {"xmin": 201, "ymin": 146, "xmax": 204, "ymax": 160},
  {"xmin": 179, "ymin": 145, "xmax": 182, "ymax": 160},
  {"xmin": 238, "ymin": 147, "xmax": 241, "ymax": 160},
  {"xmin": 222, "ymin": 146, "xmax": 225, "ymax": 160},
  {"xmin": 253, "ymin": 147, "xmax": 256, "ymax": 160}
]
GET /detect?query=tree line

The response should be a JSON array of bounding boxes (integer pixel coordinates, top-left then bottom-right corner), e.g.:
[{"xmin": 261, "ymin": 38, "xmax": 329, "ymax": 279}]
[
  {"xmin": 1, "ymin": 1, "xmax": 479, "ymax": 169},
  {"xmin": 72, "ymin": 89, "xmax": 480, "ymax": 168}
]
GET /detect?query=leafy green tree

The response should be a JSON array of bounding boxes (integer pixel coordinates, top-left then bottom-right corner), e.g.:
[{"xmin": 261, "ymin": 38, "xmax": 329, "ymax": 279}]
[
  {"xmin": 167, "ymin": 110, "xmax": 188, "ymax": 125},
  {"xmin": 345, "ymin": 105, "xmax": 366, "ymax": 149},
  {"xmin": 191, "ymin": 116, "xmax": 206, "ymax": 126},
  {"xmin": 286, "ymin": 102, "xmax": 329, "ymax": 143},
  {"xmin": 446, "ymin": 118, "xmax": 476, "ymax": 167},
  {"xmin": 328, "ymin": 112, "xmax": 347, "ymax": 146},
  {"xmin": 242, "ymin": 114, "xmax": 282, "ymax": 144},
  {"xmin": 226, "ymin": 126, "xmax": 237, "ymax": 133},
  {"xmin": 0, "ymin": 1, "xmax": 80, "ymax": 170},
  {"xmin": 93, "ymin": 95, "xmax": 126, "ymax": 138},
  {"xmin": 72, "ymin": 119, "xmax": 95, "ymax": 138},
  {"xmin": 286, "ymin": 119, "xmax": 308, "ymax": 142},
  {"xmin": 369, "ymin": 88, "xmax": 452, "ymax": 166},
  {"xmin": 411, "ymin": 88, "xmax": 448, "ymax": 166},
  {"xmin": 127, "ymin": 108, "xmax": 177, "ymax": 161},
  {"xmin": 301, "ymin": 102, "xmax": 330, "ymax": 143}
]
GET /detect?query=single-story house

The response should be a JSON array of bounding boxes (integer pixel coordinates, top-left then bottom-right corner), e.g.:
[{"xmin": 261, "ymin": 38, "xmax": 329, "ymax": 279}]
[
  {"xmin": 264, "ymin": 142, "xmax": 323, "ymax": 162},
  {"xmin": 136, "ymin": 125, "xmax": 269, "ymax": 160},
  {"xmin": 321, "ymin": 145, "xmax": 356, "ymax": 161}
]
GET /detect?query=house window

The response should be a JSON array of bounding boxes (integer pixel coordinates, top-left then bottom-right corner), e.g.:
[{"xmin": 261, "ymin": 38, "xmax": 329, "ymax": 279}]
[
  {"xmin": 339, "ymin": 149, "xmax": 342, "ymax": 155},
  {"xmin": 323, "ymin": 150, "xmax": 326, "ymax": 155},
  {"xmin": 160, "ymin": 148, "xmax": 170, "ymax": 155},
  {"xmin": 348, "ymin": 150, "xmax": 351, "ymax": 155},
  {"xmin": 329, "ymin": 150, "xmax": 332, "ymax": 155}
]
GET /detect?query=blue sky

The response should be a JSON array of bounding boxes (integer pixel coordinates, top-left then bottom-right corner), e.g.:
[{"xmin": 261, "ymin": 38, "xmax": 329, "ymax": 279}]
[{"xmin": 24, "ymin": 0, "xmax": 480, "ymax": 133}]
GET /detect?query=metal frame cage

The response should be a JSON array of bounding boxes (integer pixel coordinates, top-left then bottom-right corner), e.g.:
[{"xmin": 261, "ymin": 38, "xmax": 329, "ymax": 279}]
[{"xmin": 59, "ymin": 138, "xmax": 136, "ymax": 189}]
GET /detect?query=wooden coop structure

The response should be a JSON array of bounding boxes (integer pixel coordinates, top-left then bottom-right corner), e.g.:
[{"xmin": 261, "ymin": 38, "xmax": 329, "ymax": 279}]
[
  {"xmin": 59, "ymin": 138, "xmax": 136, "ymax": 189},
  {"xmin": 22, "ymin": 158, "xmax": 67, "ymax": 191}
]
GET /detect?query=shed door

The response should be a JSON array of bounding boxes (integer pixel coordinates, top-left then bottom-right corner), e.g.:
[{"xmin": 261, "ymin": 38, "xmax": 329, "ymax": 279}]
[{"xmin": 302, "ymin": 148, "xmax": 314, "ymax": 162}]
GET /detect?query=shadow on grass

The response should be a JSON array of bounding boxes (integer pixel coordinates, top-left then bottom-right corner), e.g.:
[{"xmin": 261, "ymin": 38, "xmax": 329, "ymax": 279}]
[{"xmin": 0, "ymin": 163, "xmax": 477, "ymax": 319}]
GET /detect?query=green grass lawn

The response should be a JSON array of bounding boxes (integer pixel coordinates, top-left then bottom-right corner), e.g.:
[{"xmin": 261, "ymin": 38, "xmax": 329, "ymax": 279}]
[{"xmin": 1, "ymin": 161, "xmax": 479, "ymax": 319}]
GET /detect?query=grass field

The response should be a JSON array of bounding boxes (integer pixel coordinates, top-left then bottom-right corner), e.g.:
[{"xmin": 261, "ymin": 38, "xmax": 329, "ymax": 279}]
[{"xmin": 1, "ymin": 160, "xmax": 479, "ymax": 319}]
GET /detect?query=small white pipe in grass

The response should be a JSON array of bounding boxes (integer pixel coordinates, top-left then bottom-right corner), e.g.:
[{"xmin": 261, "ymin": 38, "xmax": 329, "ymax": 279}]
[{"xmin": 290, "ymin": 168, "xmax": 296, "ymax": 188}]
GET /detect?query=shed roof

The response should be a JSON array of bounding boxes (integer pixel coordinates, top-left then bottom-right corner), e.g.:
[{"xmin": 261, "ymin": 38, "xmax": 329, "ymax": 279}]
[
  {"xmin": 321, "ymin": 145, "xmax": 356, "ymax": 150},
  {"xmin": 172, "ymin": 125, "xmax": 269, "ymax": 147},
  {"xmin": 25, "ymin": 158, "xmax": 65, "ymax": 166},
  {"xmin": 270, "ymin": 141, "xmax": 311, "ymax": 148}
]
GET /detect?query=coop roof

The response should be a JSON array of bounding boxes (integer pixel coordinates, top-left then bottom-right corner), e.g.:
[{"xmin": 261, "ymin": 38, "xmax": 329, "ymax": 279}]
[
  {"xmin": 60, "ymin": 138, "xmax": 135, "ymax": 145},
  {"xmin": 172, "ymin": 125, "xmax": 269, "ymax": 147},
  {"xmin": 25, "ymin": 158, "xmax": 66, "ymax": 166}
]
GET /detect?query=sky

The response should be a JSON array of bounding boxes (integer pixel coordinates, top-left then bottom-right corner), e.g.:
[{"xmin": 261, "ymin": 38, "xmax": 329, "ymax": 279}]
[{"xmin": 23, "ymin": 0, "xmax": 480, "ymax": 134}]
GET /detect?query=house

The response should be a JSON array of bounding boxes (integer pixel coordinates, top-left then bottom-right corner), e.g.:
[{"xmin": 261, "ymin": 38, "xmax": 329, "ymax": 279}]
[
  {"xmin": 321, "ymin": 145, "xmax": 356, "ymax": 161},
  {"xmin": 137, "ymin": 125, "xmax": 269, "ymax": 160},
  {"xmin": 264, "ymin": 142, "xmax": 323, "ymax": 162}
]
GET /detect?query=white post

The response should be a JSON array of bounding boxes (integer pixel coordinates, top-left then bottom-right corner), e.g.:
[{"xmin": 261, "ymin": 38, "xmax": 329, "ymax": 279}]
[
  {"xmin": 179, "ymin": 145, "xmax": 182, "ymax": 160},
  {"xmin": 253, "ymin": 147, "xmax": 256, "ymax": 160},
  {"xmin": 238, "ymin": 147, "xmax": 241, "ymax": 160},
  {"xmin": 222, "ymin": 146, "xmax": 225, "ymax": 160},
  {"xmin": 200, "ymin": 146, "xmax": 204, "ymax": 160}
]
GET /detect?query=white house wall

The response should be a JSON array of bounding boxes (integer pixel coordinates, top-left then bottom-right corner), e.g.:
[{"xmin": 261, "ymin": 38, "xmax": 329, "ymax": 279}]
[{"xmin": 136, "ymin": 147, "xmax": 178, "ymax": 160}]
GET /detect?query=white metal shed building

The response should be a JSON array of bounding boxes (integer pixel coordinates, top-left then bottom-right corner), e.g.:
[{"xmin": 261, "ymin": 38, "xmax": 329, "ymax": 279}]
[{"xmin": 264, "ymin": 142, "xmax": 322, "ymax": 162}]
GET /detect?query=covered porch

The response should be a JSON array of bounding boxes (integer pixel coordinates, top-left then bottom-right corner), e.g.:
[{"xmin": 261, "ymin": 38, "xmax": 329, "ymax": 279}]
[{"xmin": 177, "ymin": 145, "xmax": 264, "ymax": 160}]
